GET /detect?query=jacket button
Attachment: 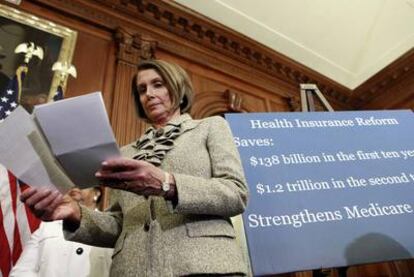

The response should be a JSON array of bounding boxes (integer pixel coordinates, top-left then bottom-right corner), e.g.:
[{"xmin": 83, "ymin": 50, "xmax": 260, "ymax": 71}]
[
  {"xmin": 144, "ymin": 223, "xmax": 150, "ymax": 232},
  {"xmin": 76, "ymin": 247, "xmax": 83, "ymax": 255}
]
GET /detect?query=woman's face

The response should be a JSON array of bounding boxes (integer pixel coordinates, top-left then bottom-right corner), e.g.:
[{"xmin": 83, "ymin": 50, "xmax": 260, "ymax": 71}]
[{"xmin": 137, "ymin": 69, "xmax": 175, "ymax": 124}]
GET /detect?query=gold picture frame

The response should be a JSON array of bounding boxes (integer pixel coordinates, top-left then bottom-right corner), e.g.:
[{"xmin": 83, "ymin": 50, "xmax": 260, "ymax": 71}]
[{"xmin": 0, "ymin": 3, "xmax": 77, "ymax": 110}]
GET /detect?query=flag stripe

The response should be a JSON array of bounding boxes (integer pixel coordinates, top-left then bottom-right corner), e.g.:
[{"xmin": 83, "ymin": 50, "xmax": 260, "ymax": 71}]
[
  {"xmin": 0, "ymin": 167, "xmax": 13, "ymax": 276},
  {"xmin": 0, "ymin": 167, "xmax": 41, "ymax": 276},
  {"xmin": 0, "ymin": 60, "xmax": 41, "ymax": 277},
  {"xmin": 0, "ymin": 206, "xmax": 11, "ymax": 277},
  {"xmin": 8, "ymin": 172, "xmax": 23, "ymax": 265},
  {"xmin": 0, "ymin": 167, "xmax": 14, "ymax": 253},
  {"xmin": 15, "ymin": 182, "xmax": 28, "ymax": 246},
  {"xmin": 19, "ymin": 183, "xmax": 40, "ymax": 234}
]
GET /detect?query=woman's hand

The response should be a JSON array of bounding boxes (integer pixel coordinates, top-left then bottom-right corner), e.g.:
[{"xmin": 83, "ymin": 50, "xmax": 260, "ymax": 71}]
[
  {"xmin": 96, "ymin": 157, "xmax": 175, "ymax": 198},
  {"xmin": 20, "ymin": 187, "xmax": 81, "ymax": 223}
]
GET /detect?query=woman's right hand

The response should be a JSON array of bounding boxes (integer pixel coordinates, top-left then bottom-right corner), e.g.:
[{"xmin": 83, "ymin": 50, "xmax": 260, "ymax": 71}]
[{"xmin": 20, "ymin": 187, "xmax": 81, "ymax": 224}]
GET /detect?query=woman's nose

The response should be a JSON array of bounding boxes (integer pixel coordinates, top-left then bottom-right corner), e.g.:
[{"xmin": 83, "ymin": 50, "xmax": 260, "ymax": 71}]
[{"xmin": 146, "ymin": 88, "xmax": 155, "ymax": 97}]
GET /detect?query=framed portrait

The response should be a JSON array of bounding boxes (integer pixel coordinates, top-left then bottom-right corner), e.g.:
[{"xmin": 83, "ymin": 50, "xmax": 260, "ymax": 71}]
[{"xmin": 0, "ymin": 3, "xmax": 77, "ymax": 111}]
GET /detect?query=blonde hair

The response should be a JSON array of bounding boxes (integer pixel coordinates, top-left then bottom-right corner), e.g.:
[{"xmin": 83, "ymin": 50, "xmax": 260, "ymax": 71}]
[{"xmin": 132, "ymin": 60, "xmax": 193, "ymax": 121}]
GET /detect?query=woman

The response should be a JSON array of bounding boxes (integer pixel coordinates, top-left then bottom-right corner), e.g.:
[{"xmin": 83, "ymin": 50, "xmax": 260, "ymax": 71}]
[
  {"xmin": 21, "ymin": 60, "xmax": 249, "ymax": 276},
  {"xmin": 11, "ymin": 187, "xmax": 112, "ymax": 277}
]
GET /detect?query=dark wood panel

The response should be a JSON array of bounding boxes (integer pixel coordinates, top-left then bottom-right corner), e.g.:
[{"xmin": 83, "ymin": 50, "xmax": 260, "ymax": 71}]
[
  {"xmin": 270, "ymin": 98, "xmax": 293, "ymax": 112},
  {"xmin": 66, "ymin": 32, "xmax": 112, "ymax": 98}
]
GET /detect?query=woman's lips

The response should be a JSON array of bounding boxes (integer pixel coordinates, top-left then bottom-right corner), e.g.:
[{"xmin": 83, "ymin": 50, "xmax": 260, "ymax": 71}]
[{"xmin": 147, "ymin": 103, "xmax": 160, "ymax": 109}]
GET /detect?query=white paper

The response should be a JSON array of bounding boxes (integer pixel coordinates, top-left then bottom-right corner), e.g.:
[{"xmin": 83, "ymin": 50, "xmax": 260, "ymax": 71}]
[
  {"xmin": 33, "ymin": 92, "xmax": 121, "ymax": 188},
  {"xmin": 0, "ymin": 106, "xmax": 74, "ymax": 192}
]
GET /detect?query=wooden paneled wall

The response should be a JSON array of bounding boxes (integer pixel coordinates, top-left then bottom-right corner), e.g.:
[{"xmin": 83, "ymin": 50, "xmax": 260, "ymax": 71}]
[
  {"xmin": 11, "ymin": 0, "xmax": 313, "ymax": 146},
  {"xmin": 3, "ymin": 0, "xmax": 414, "ymax": 276}
]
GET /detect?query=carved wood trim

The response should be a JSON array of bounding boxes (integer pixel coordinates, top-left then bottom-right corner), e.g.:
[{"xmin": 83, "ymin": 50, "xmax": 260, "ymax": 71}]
[
  {"xmin": 352, "ymin": 48, "xmax": 414, "ymax": 109},
  {"xmin": 360, "ymin": 68, "xmax": 414, "ymax": 110},
  {"xmin": 226, "ymin": 90, "xmax": 243, "ymax": 113},
  {"xmin": 111, "ymin": 0, "xmax": 353, "ymax": 106},
  {"xmin": 288, "ymin": 97, "xmax": 301, "ymax": 112},
  {"xmin": 192, "ymin": 90, "xmax": 254, "ymax": 119},
  {"xmin": 114, "ymin": 27, "xmax": 140, "ymax": 64},
  {"xmin": 25, "ymin": 0, "xmax": 351, "ymax": 108},
  {"xmin": 110, "ymin": 27, "xmax": 157, "ymax": 145},
  {"xmin": 21, "ymin": 0, "xmax": 414, "ymax": 110}
]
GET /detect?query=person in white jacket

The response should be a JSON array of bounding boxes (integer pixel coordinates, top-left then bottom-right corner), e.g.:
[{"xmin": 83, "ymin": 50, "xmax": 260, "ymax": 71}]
[{"xmin": 10, "ymin": 187, "xmax": 112, "ymax": 277}]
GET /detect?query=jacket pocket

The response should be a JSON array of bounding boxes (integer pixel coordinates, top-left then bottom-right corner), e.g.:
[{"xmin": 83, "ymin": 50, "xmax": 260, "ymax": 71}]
[
  {"xmin": 185, "ymin": 219, "xmax": 236, "ymax": 238},
  {"xmin": 111, "ymin": 232, "xmax": 127, "ymax": 258}
]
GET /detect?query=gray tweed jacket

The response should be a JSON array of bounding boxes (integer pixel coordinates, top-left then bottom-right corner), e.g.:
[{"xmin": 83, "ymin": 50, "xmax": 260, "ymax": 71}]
[{"xmin": 64, "ymin": 114, "xmax": 249, "ymax": 277}]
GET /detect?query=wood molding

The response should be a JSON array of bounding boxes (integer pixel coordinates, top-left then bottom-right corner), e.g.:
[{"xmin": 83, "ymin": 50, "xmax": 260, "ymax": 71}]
[
  {"xmin": 25, "ymin": 0, "xmax": 351, "ymax": 109},
  {"xmin": 191, "ymin": 90, "xmax": 238, "ymax": 119},
  {"xmin": 114, "ymin": 27, "xmax": 141, "ymax": 64},
  {"xmin": 191, "ymin": 89, "xmax": 262, "ymax": 119},
  {"xmin": 110, "ymin": 27, "xmax": 157, "ymax": 145},
  {"xmin": 9, "ymin": 0, "xmax": 413, "ymax": 110},
  {"xmin": 352, "ymin": 48, "xmax": 414, "ymax": 109},
  {"xmin": 111, "ymin": 0, "xmax": 353, "ymax": 107},
  {"xmin": 226, "ymin": 90, "xmax": 244, "ymax": 113}
]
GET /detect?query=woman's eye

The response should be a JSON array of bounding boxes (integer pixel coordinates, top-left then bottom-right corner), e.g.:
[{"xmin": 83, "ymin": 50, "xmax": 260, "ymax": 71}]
[{"xmin": 137, "ymin": 86, "xmax": 146, "ymax": 94}]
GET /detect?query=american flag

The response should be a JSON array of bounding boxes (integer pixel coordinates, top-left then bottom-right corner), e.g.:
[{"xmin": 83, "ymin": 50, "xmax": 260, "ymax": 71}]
[
  {"xmin": 0, "ymin": 70, "xmax": 23, "ymax": 123},
  {"xmin": 0, "ymin": 168, "xmax": 41, "ymax": 277},
  {"xmin": 0, "ymin": 64, "xmax": 41, "ymax": 277}
]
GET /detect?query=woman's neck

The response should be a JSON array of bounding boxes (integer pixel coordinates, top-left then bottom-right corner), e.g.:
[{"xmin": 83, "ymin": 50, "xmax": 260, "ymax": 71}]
[{"xmin": 152, "ymin": 109, "xmax": 181, "ymax": 129}]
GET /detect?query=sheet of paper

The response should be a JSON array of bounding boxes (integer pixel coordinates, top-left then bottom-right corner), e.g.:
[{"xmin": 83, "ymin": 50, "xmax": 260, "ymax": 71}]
[
  {"xmin": 0, "ymin": 106, "xmax": 74, "ymax": 193},
  {"xmin": 33, "ymin": 92, "xmax": 121, "ymax": 188}
]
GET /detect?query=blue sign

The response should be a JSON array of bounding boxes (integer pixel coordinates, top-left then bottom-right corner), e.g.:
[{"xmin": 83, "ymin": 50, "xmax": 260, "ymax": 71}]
[{"xmin": 226, "ymin": 110, "xmax": 414, "ymax": 276}]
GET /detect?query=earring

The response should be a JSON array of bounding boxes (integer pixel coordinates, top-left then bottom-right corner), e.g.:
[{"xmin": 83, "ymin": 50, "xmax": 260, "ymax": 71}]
[{"xmin": 93, "ymin": 195, "xmax": 98, "ymax": 202}]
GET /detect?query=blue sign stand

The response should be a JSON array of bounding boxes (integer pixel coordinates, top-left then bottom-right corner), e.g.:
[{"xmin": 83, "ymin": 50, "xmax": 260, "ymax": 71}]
[{"xmin": 301, "ymin": 85, "xmax": 344, "ymax": 277}]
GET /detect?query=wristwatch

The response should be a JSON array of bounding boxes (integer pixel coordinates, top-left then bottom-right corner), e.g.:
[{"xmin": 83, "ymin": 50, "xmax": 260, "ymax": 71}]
[{"xmin": 162, "ymin": 172, "xmax": 171, "ymax": 192}]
